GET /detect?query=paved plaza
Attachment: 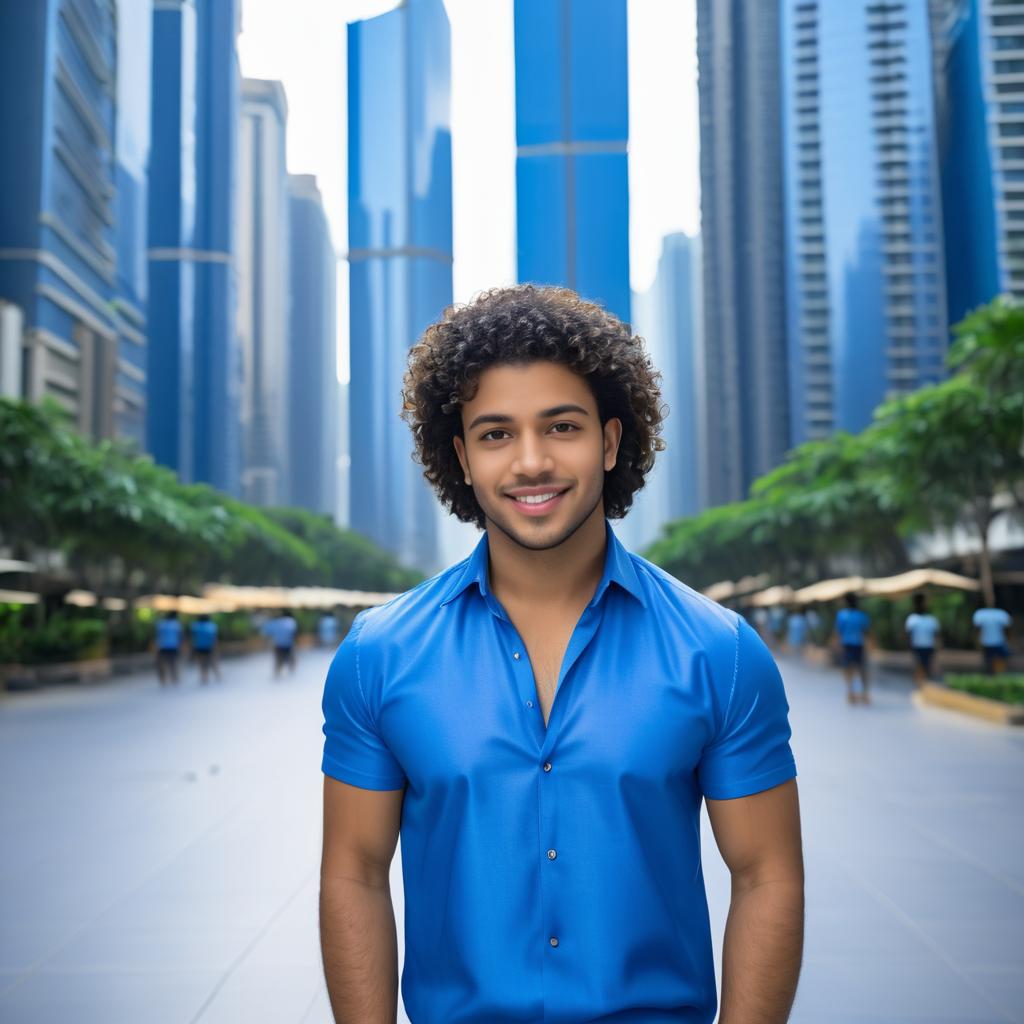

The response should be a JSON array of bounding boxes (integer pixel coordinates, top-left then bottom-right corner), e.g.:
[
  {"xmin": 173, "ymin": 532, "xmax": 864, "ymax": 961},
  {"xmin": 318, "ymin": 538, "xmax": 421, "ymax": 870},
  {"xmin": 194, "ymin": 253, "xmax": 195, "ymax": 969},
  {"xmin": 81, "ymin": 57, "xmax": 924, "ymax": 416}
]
[{"xmin": 0, "ymin": 643, "xmax": 1021, "ymax": 1023}]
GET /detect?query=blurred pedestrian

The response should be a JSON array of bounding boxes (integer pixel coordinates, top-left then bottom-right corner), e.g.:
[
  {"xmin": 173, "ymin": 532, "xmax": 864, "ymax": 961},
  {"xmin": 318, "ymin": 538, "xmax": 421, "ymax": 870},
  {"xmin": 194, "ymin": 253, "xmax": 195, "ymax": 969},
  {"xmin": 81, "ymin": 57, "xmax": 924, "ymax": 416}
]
[
  {"xmin": 767, "ymin": 604, "xmax": 786, "ymax": 649},
  {"xmin": 832, "ymin": 593, "xmax": 871, "ymax": 705},
  {"xmin": 904, "ymin": 592, "xmax": 940, "ymax": 688},
  {"xmin": 262, "ymin": 608, "xmax": 298, "ymax": 677},
  {"xmin": 190, "ymin": 613, "xmax": 221, "ymax": 684},
  {"xmin": 785, "ymin": 607, "xmax": 808, "ymax": 655},
  {"xmin": 972, "ymin": 599, "xmax": 1012, "ymax": 676},
  {"xmin": 317, "ymin": 610, "xmax": 340, "ymax": 648},
  {"xmin": 155, "ymin": 610, "xmax": 182, "ymax": 685}
]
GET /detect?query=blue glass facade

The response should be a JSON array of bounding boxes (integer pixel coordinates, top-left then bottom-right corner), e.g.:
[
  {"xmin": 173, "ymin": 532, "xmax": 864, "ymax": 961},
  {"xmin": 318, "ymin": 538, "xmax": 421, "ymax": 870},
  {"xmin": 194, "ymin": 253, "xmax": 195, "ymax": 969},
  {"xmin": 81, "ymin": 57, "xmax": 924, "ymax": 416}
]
[
  {"xmin": 513, "ymin": 0, "xmax": 631, "ymax": 324},
  {"xmin": 348, "ymin": 0, "xmax": 452, "ymax": 572},
  {"xmin": 147, "ymin": 0, "xmax": 241, "ymax": 493},
  {"xmin": 697, "ymin": 0, "xmax": 790, "ymax": 505},
  {"xmin": 623, "ymin": 233, "xmax": 705, "ymax": 553},
  {"xmin": 238, "ymin": 78, "xmax": 290, "ymax": 508},
  {"xmin": 0, "ymin": 0, "xmax": 147, "ymax": 443},
  {"xmin": 934, "ymin": 0, "xmax": 1014, "ymax": 318},
  {"xmin": 287, "ymin": 175, "xmax": 339, "ymax": 518},
  {"xmin": 781, "ymin": 0, "xmax": 948, "ymax": 445}
]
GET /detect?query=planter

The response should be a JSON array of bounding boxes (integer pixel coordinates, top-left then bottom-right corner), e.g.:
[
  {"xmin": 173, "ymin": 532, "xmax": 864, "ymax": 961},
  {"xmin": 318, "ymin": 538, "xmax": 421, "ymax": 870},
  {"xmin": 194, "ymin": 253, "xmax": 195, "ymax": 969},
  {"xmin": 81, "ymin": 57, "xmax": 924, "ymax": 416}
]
[{"xmin": 913, "ymin": 681, "xmax": 1024, "ymax": 726}]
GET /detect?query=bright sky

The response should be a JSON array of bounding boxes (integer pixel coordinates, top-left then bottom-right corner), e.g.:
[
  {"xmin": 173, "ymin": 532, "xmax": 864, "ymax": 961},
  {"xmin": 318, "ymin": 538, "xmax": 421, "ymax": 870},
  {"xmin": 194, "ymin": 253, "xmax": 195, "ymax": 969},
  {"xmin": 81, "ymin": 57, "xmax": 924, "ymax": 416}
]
[{"xmin": 238, "ymin": 0, "xmax": 700, "ymax": 383}]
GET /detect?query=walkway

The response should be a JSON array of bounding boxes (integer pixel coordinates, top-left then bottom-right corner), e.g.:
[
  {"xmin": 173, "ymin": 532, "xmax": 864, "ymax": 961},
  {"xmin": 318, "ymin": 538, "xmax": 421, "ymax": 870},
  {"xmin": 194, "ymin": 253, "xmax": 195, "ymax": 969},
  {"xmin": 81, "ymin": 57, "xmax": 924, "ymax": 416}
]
[{"xmin": 0, "ymin": 646, "xmax": 1021, "ymax": 1022}]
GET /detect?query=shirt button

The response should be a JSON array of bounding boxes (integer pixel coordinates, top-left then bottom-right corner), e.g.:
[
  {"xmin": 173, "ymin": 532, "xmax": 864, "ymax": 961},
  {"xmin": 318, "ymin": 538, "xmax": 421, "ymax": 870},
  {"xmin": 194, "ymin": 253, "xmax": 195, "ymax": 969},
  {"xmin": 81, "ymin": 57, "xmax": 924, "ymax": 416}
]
[
  {"xmin": 549, "ymin": 936, "xmax": 559, "ymax": 947},
  {"xmin": 526, "ymin": 700, "xmax": 534, "ymax": 708},
  {"xmin": 543, "ymin": 762, "xmax": 551, "ymax": 772},
  {"xmin": 547, "ymin": 849, "xmax": 557, "ymax": 860},
  {"xmin": 513, "ymin": 651, "xmax": 521, "ymax": 660}
]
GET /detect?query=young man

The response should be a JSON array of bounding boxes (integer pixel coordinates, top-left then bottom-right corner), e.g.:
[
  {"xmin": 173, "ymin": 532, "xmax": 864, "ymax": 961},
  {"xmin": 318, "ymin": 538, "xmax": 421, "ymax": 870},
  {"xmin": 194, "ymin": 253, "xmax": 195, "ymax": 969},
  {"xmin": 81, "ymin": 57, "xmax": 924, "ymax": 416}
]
[
  {"xmin": 320, "ymin": 286, "xmax": 804, "ymax": 1024},
  {"xmin": 262, "ymin": 609, "xmax": 298, "ymax": 677},
  {"xmin": 972, "ymin": 599, "xmax": 1012, "ymax": 675},
  {"xmin": 155, "ymin": 610, "xmax": 182, "ymax": 685},
  {"xmin": 904, "ymin": 592, "xmax": 941, "ymax": 687},
  {"xmin": 833, "ymin": 592, "xmax": 871, "ymax": 705},
  {"xmin": 189, "ymin": 613, "xmax": 220, "ymax": 684}
]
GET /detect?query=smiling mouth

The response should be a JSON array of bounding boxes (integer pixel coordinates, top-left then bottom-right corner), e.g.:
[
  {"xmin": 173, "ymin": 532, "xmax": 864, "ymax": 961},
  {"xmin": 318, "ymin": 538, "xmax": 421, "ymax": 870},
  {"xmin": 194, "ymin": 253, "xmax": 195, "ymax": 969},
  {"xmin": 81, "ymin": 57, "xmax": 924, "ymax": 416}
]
[{"xmin": 506, "ymin": 488, "xmax": 570, "ymax": 515}]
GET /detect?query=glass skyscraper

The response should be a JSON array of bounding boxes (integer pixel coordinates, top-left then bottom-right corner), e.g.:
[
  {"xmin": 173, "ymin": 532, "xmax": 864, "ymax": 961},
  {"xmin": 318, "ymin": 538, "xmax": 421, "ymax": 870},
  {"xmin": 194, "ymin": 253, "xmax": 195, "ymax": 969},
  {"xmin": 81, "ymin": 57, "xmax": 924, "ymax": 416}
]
[
  {"xmin": 781, "ymin": 0, "xmax": 948, "ymax": 446},
  {"xmin": 238, "ymin": 77, "xmax": 291, "ymax": 508},
  {"xmin": 933, "ymin": 0, "xmax": 1014, "ymax": 324},
  {"xmin": 0, "ymin": 0, "xmax": 149, "ymax": 444},
  {"xmin": 287, "ymin": 174, "xmax": 339, "ymax": 519},
  {"xmin": 148, "ymin": 0, "xmax": 242, "ymax": 493},
  {"xmin": 697, "ymin": 0, "xmax": 790, "ymax": 505},
  {"xmin": 347, "ymin": 0, "xmax": 453, "ymax": 573},
  {"xmin": 513, "ymin": 0, "xmax": 631, "ymax": 324}
]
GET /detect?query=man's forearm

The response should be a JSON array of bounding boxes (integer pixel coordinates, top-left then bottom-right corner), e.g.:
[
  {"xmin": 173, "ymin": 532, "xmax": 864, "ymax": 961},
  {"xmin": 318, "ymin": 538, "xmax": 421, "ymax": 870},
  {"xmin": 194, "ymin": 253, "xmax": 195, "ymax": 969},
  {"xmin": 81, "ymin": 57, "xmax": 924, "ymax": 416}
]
[
  {"xmin": 320, "ymin": 877, "xmax": 399, "ymax": 1024},
  {"xmin": 718, "ymin": 878, "xmax": 804, "ymax": 1024}
]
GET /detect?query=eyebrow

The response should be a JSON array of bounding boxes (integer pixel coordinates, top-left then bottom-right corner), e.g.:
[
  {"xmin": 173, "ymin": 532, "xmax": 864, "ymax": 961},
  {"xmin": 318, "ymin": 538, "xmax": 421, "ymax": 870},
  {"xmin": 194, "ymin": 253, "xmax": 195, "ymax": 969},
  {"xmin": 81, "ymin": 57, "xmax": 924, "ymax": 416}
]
[{"xmin": 467, "ymin": 404, "xmax": 591, "ymax": 432}]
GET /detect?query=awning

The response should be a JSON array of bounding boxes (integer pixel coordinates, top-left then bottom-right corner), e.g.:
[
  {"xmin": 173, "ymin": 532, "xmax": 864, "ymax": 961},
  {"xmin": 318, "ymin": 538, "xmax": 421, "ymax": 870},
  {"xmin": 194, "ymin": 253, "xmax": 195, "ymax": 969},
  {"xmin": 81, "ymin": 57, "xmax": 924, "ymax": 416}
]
[
  {"xmin": 747, "ymin": 585, "xmax": 797, "ymax": 607},
  {"xmin": 861, "ymin": 568, "xmax": 981, "ymax": 598},
  {"xmin": 793, "ymin": 576, "xmax": 865, "ymax": 604}
]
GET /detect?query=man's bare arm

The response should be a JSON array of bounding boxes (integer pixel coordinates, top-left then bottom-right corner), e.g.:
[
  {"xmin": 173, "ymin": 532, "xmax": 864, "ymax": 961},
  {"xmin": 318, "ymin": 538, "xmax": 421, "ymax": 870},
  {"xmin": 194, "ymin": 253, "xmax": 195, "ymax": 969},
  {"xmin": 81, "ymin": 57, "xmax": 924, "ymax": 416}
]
[
  {"xmin": 320, "ymin": 776, "xmax": 405, "ymax": 1024},
  {"xmin": 705, "ymin": 778, "xmax": 805, "ymax": 1024}
]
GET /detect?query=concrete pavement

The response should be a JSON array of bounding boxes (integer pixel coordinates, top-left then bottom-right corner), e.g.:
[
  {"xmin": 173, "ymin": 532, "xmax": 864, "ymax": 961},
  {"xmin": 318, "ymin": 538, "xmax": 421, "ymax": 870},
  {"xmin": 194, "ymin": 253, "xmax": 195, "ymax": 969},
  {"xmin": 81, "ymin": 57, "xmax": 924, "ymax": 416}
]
[{"xmin": 0, "ymin": 644, "xmax": 1021, "ymax": 1023}]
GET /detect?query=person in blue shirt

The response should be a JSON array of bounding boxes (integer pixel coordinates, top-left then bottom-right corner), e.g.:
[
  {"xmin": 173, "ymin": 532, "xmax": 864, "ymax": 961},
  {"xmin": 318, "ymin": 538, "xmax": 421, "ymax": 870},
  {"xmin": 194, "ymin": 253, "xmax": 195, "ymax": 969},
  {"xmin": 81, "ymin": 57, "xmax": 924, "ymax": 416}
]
[
  {"xmin": 262, "ymin": 609, "xmax": 298, "ymax": 677},
  {"xmin": 832, "ymin": 592, "xmax": 872, "ymax": 705},
  {"xmin": 972, "ymin": 599, "xmax": 1013, "ymax": 675},
  {"xmin": 189, "ymin": 613, "xmax": 220, "ymax": 684},
  {"xmin": 786, "ymin": 606, "xmax": 808, "ymax": 654},
  {"xmin": 154, "ymin": 610, "xmax": 182, "ymax": 685},
  {"xmin": 317, "ymin": 610, "xmax": 339, "ymax": 648},
  {"xmin": 320, "ymin": 285, "xmax": 804, "ymax": 1024},
  {"xmin": 904, "ymin": 592, "xmax": 941, "ymax": 687}
]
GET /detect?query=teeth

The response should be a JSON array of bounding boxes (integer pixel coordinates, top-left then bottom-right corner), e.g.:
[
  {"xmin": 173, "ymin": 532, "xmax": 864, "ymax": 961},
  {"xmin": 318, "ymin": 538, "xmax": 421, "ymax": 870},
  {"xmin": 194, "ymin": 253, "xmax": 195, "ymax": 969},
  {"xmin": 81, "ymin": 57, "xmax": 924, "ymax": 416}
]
[{"xmin": 515, "ymin": 492, "xmax": 561, "ymax": 505}]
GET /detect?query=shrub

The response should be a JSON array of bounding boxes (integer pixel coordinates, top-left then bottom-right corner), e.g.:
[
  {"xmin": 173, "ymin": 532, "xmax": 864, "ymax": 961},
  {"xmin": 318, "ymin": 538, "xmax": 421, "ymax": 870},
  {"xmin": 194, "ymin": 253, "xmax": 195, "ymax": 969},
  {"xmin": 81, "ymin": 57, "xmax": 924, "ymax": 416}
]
[{"xmin": 945, "ymin": 673, "xmax": 1024, "ymax": 705}]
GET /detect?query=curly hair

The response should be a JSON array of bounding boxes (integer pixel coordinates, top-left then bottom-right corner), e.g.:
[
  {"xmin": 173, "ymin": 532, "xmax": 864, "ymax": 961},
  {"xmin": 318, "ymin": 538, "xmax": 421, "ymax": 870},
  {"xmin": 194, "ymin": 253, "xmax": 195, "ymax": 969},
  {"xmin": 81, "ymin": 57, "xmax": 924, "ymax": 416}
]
[{"xmin": 400, "ymin": 284, "xmax": 668, "ymax": 531}]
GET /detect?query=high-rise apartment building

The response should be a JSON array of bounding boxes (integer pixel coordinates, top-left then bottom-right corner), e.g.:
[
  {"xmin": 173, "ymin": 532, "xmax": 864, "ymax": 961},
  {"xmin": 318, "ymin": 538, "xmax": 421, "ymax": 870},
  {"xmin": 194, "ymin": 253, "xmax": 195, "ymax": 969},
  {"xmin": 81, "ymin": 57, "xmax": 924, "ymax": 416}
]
[
  {"xmin": 238, "ymin": 77, "xmax": 291, "ymax": 508},
  {"xmin": 347, "ymin": 0, "xmax": 453, "ymax": 572},
  {"xmin": 0, "ymin": 1, "xmax": 150, "ymax": 444},
  {"xmin": 932, "ymin": 0, "xmax": 1015, "ymax": 324},
  {"xmin": 287, "ymin": 174, "xmax": 339, "ymax": 518},
  {"xmin": 513, "ymin": 0, "xmax": 631, "ymax": 324},
  {"xmin": 148, "ymin": 0, "xmax": 242, "ymax": 493},
  {"xmin": 697, "ymin": 0, "xmax": 790, "ymax": 504},
  {"xmin": 781, "ymin": 0, "xmax": 948, "ymax": 445}
]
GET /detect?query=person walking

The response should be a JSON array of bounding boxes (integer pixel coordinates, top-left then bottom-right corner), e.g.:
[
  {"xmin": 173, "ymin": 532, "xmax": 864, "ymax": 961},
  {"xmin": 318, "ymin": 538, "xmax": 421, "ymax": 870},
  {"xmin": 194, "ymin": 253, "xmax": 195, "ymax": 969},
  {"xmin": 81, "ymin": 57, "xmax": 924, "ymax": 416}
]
[
  {"xmin": 904, "ymin": 592, "xmax": 941, "ymax": 687},
  {"xmin": 833, "ymin": 592, "xmax": 872, "ymax": 705},
  {"xmin": 155, "ymin": 610, "xmax": 182, "ymax": 685},
  {"xmin": 319, "ymin": 286, "xmax": 804, "ymax": 1024},
  {"xmin": 317, "ymin": 610, "xmax": 339, "ymax": 649},
  {"xmin": 972, "ymin": 599, "xmax": 1012, "ymax": 675},
  {"xmin": 262, "ymin": 609, "xmax": 298, "ymax": 677},
  {"xmin": 786, "ymin": 606, "xmax": 808, "ymax": 655},
  {"xmin": 189, "ymin": 613, "xmax": 220, "ymax": 684}
]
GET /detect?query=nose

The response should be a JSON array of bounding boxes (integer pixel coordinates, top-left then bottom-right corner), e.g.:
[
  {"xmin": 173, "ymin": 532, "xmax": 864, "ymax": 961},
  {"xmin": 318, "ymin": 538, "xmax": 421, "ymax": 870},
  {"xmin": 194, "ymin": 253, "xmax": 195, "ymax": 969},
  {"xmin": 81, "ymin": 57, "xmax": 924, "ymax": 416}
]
[{"xmin": 511, "ymin": 431, "xmax": 555, "ymax": 476}]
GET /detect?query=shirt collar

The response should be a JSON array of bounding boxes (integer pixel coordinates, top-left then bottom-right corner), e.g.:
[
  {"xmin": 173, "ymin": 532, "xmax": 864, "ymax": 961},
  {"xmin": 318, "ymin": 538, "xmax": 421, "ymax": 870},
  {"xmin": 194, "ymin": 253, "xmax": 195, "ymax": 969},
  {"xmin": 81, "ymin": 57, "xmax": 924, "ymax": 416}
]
[{"xmin": 440, "ymin": 517, "xmax": 647, "ymax": 612}]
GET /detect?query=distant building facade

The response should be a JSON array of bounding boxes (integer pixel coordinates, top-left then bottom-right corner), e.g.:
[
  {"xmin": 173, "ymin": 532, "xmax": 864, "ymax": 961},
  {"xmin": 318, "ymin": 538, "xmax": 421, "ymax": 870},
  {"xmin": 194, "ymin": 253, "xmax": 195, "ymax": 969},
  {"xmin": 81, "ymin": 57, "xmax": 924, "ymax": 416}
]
[
  {"xmin": 287, "ymin": 174, "xmax": 338, "ymax": 518},
  {"xmin": 238, "ymin": 77, "xmax": 290, "ymax": 507},
  {"xmin": 624, "ymin": 233, "xmax": 706, "ymax": 554},
  {"xmin": 932, "ymin": 0, "xmax": 1011, "ymax": 325},
  {"xmin": 781, "ymin": 0, "xmax": 948, "ymax": 445},
  {"xmin": 347, "ymin": 0, "xmax": 453, "ymax": 572},
  {"xmin": 0, "ymin": 0, "xmax": 150, "ymax": 443},
  {"xmin": 147, "ymin": 0, "xmax": 242, "ymax": 492},
  {"xmin": 513, "ymin": 0, "xmax": 631, "ymax": 324},
  {"xmin": 697, "ymin": 0, "xmax": 790, "ymax": 504}
]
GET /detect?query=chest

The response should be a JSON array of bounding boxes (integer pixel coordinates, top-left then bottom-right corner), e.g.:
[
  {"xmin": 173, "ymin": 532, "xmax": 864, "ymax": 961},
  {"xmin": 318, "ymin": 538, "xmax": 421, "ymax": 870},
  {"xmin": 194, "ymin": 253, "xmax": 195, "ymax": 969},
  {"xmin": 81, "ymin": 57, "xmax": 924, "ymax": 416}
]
[{"xmin": 509, "ymin": 613, "xmax": 580, "ymax": 727}]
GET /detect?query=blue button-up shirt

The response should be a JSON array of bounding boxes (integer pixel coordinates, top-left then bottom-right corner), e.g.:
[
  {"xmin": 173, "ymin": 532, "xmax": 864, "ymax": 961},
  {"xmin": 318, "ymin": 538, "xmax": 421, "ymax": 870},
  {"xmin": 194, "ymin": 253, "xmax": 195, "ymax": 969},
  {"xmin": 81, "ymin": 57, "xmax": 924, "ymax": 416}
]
[{"xmin": 321, "ymin": 518, "xmax": 797, "ymax": 1024}]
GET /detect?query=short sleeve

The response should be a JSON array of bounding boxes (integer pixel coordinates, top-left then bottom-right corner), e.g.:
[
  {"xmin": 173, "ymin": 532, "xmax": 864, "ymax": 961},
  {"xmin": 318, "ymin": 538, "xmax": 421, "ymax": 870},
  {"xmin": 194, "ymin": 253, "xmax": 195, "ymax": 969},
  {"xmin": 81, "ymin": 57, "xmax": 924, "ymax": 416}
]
[
  {"xmin": 698, "ymin": 616, "xmax": 798, "ymax": 801},
  {"xmin": 321, "ymin": 611, "xmax": 407, "ymax": 791}
]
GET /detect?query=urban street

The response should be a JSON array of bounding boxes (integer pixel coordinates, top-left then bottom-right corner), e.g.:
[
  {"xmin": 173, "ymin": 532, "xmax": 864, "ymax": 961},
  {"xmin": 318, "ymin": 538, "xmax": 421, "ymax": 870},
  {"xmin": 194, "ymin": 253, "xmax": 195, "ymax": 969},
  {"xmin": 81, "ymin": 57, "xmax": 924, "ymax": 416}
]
[{"xmin": 1, "ymin": 648, "xmax": 1022, "ymax": 1024}]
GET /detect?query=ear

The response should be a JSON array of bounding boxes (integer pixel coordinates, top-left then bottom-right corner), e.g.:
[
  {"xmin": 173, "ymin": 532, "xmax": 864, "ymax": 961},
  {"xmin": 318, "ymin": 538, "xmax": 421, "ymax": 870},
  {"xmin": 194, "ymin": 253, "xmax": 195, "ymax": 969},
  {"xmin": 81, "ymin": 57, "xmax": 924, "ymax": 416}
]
[
  {"xmin": 453, "ymin": 434, "xmax": 471, "ymax": 483},
  {"xmin": 603, "ymin": 417, "xmax": 622, "ymax": 472}
]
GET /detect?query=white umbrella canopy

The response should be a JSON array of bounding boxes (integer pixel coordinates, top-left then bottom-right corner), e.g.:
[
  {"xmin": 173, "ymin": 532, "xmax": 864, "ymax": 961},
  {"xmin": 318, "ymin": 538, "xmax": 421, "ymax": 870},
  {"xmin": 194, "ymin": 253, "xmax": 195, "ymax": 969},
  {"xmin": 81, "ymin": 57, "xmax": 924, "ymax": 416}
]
[
  {"xmin": 860, "ymin": 568, "xmax": 981, "ymax": 599},
  {"xmin": 747, "ymin": 585, "xmax": 797, "ymax": 608},
  {"xmin": 793, "ymin": 576, "xmax": 865, "ymax": 605}
]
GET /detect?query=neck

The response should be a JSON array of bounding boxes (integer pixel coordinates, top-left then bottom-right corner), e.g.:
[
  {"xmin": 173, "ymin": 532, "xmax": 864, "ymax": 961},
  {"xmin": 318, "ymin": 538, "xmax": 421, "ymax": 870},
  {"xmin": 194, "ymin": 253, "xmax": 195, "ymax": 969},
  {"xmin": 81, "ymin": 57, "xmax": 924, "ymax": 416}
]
[{"xmin": 486, "ymin": 504, "xmax": 607, "ymax": 610}]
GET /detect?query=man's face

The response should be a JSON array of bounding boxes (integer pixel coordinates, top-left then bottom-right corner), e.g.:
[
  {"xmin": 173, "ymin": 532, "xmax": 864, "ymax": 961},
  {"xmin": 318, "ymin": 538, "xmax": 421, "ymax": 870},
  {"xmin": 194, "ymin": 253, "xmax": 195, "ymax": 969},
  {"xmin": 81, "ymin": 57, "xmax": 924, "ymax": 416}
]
[{"xmin": 452, "ymin": 361, "xmax": 622, "ymax": 551}]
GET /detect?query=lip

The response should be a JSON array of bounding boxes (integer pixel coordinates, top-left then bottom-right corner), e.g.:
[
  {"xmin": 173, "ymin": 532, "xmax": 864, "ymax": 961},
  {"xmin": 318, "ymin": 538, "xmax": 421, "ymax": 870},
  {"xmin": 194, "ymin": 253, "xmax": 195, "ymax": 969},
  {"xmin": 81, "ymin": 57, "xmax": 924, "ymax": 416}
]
[{"xmin": 506, "ymin": 488, "xmax": 569, "ymax": 517}]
